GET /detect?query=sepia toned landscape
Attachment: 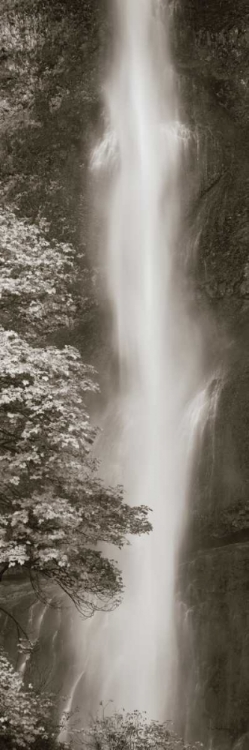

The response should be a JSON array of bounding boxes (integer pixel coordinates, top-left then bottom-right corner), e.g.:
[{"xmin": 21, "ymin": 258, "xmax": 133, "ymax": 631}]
[{"xmin": 0, "ymin": 1, "xmax": 249, "ymax": 749}]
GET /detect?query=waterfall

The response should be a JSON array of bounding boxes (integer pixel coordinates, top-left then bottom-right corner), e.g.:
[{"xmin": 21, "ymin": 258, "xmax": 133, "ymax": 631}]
[
  {"xmin": 17, "ymin": 602, "xmax": 48, "ymax": 678},
  {"xmin": 68, "ymin": 0, "xmax": 206, "ymax": 730}
]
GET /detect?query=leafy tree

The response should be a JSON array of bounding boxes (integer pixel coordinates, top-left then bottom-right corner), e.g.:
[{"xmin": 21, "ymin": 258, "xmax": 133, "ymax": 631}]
[
  {"xmin": 0, "ymin": 648, "xmax": 57, "ymax": 749},
  {"xmin": 0, "ymin": 206, "xmax": 94, "ymax": 343},
  {"xmin": 0, "ymin": 206, "xmax": 150, "ymax": 738},
  {"xmin": 0, "ymin": 205, "xmax": 150, "ymax": 616},
  {"xmin": 0, "ymin": 326, "xmax": 150, "ymax": 614},
  {"xmin": 0, "ymin": 200, "xmax": 99, "ymax": 367}
]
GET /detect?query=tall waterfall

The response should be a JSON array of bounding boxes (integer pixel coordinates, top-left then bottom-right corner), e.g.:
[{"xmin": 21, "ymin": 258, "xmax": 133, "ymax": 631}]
[{"xmin": 68, "ymin": 0, "xmax": 206, "ymax": 730}]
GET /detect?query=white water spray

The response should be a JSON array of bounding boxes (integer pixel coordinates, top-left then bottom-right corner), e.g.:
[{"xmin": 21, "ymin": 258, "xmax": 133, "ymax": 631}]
[
  {"xmin": 69, "ymin": 0, "xmax": 206, "ymax": 727},
  {"xmin": 92, "ymin": 0, "xmax": 204, "ymax": 718}
]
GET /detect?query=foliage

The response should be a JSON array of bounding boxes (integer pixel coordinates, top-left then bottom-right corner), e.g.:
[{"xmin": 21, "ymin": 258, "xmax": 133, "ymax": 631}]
[
  {"xmin": 0, "ymin": 203, "xmax": 151, "ymax": 617},
  {"xmin": 80, "ymin": 710, "xmax": 203, "ymax": 750},
  {"xmin": 0, "ymin": 648, "xmax": 55, "ymax": 748},
  {"xmin": 0, "ymin": 327, "xmax": 151, "ymax": 613},
  {"xmin": 0, "ymin": 207, "xmax": 83, "ymax": 340},
  {"xmin": 0, "ymin": 0, "xmax": 104, "ymax": 240},
  {"xmin": 193, "ymin": 499, "xmax": 249, "ymax": 545}
]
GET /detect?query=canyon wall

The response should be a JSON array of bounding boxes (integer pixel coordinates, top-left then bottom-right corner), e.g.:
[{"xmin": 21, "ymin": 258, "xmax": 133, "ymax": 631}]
[{"xmin": 173, "ymin": 1, "xmax": 249, "ymax": 747}]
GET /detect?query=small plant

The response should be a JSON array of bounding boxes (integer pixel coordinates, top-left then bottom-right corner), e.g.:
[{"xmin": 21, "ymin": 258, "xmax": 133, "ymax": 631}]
[
  {"xmin": 79, "ymin": 709, "xmax": 203, "ymax": 750},
  {"xmin": 0, "ymin": 649, "xmax": 54, "ymax": 749}
]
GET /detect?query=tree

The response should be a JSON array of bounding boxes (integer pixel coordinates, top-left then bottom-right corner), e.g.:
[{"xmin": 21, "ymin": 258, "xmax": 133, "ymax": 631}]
[
  {"xmin": 0, "ymin": 326, "xmax": 150, "ymax": 614},
  {"xmin": 0, "ymin": 207, "xmax": 151, "ymax": 615},
  {"xmin": 0, "ymin": 206, "xmax": 92, "ymax": 342},
  {"xmin": 0, "ymin": 648, "xmax": 57, "ymax": 749}
]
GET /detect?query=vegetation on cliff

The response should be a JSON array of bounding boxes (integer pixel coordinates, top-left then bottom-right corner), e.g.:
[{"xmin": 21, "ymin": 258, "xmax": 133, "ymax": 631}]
[
  {"xmin": 0, "ymin": 203, "xmax": 151, "ymax": 615},
  {"xmin": 0, "ymin": 0, "xmax": 104, "ymax": 241},
  {"xmin": 80, "ymin": 711, "xmax": 202, "ymax": 750},
  {"xmin": 0, "ymin": 649, "xmax": 58, "ymax": 749}
]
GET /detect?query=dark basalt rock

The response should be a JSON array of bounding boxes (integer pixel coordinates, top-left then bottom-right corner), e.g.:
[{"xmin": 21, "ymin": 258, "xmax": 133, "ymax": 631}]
[
  {"xmin": 174, "ymin": 1, "xmax": 249, "ymax": 746},
  {"xmin": 172, "ymin": 0, "xmax": 249, "ymax": 335},
  {"xmin": 233, "ymin": 733, "xmax": 249, "ymax": 750},
  {"xmin": 176, "ymin": 543, "xmax": 249, "ymax": 749}
]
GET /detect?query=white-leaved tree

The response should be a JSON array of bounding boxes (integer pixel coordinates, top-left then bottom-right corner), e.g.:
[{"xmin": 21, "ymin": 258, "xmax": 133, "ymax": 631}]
[
  {"xmin": 0, "ymin": 209, "xmax": 151, "ymax": 614},
  {"xmin": 0, "ymin": 648, "xmax": 58, "ymax": 749},
  {"xmin": 0, "ymin": 207, "xmax": 91, "ymax": 341},
  {"xmin": 0, "ymin": 206, "xmax": 151, "ymax": 748},
  {"xmin": 0, "ymin": 329, "xmax": 150, "ymax": 615}
]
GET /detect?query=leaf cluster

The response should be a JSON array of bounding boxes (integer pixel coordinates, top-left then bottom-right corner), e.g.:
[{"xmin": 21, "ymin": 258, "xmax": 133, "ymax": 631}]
[
  {"xmin": 0, "ymin": 648, "xmax": 55, "ymax": 748},
  {"xmin": 0, "ymin": 207, "xmax": 87, "ymax": 340},
  {"xmin": 0, "ymin": 326, "xmax": 151, "ymax": 613}
]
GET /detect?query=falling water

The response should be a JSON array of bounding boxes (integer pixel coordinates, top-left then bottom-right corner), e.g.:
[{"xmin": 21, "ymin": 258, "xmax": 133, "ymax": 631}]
[
  {"xmin": 69, "ymin": 0, "xmax": 206, "ymax": 729},
  {"xmin": 18, "ymin": 602, "xmax": 48, "ymax": 677}
]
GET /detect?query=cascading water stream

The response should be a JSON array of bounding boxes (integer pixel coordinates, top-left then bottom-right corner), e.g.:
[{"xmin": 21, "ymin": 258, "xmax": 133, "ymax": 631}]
[
  {"xmin": 17, "ymin": 601, "xmax": 48, "ymax": 677},
  {"xmin": 66, "ymin": 0, "xmax": 207, "ymax": 732}
]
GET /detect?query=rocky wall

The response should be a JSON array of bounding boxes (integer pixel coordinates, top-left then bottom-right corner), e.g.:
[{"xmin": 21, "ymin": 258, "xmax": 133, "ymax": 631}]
[{"xmin": 174, "ymin": 1, "xmax": 249, "ymax": 747}]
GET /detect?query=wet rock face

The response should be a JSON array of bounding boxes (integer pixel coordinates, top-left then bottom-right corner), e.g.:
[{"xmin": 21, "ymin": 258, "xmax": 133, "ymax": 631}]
[
  {"xmin": 175, "ymin": 1, "xmax": 249, "ymax": 746},
  {"xmin": 0, "ymin": 0, "xmax": 106, "ymax": 244},
  {"xmin": 173, "ymin": 0, "xmax": 249, "ymax": 333},
  {"xmin": 0, "ymin": 580, "xmax": 77, "ymax": 726},
  {"xmin": 233, "ymin": 733, "xmax": 249, "ymax": 750},
  {"xmin": 176, "ymin": 0, "xmax": 249, "ymax": 117},
  {"xmin": 177, "ymin": 544, "xmax": 249, "ymax": 749},
  {"xmin": 190, "ymin": 364, "xmax": 249, "ymax": 528}
]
